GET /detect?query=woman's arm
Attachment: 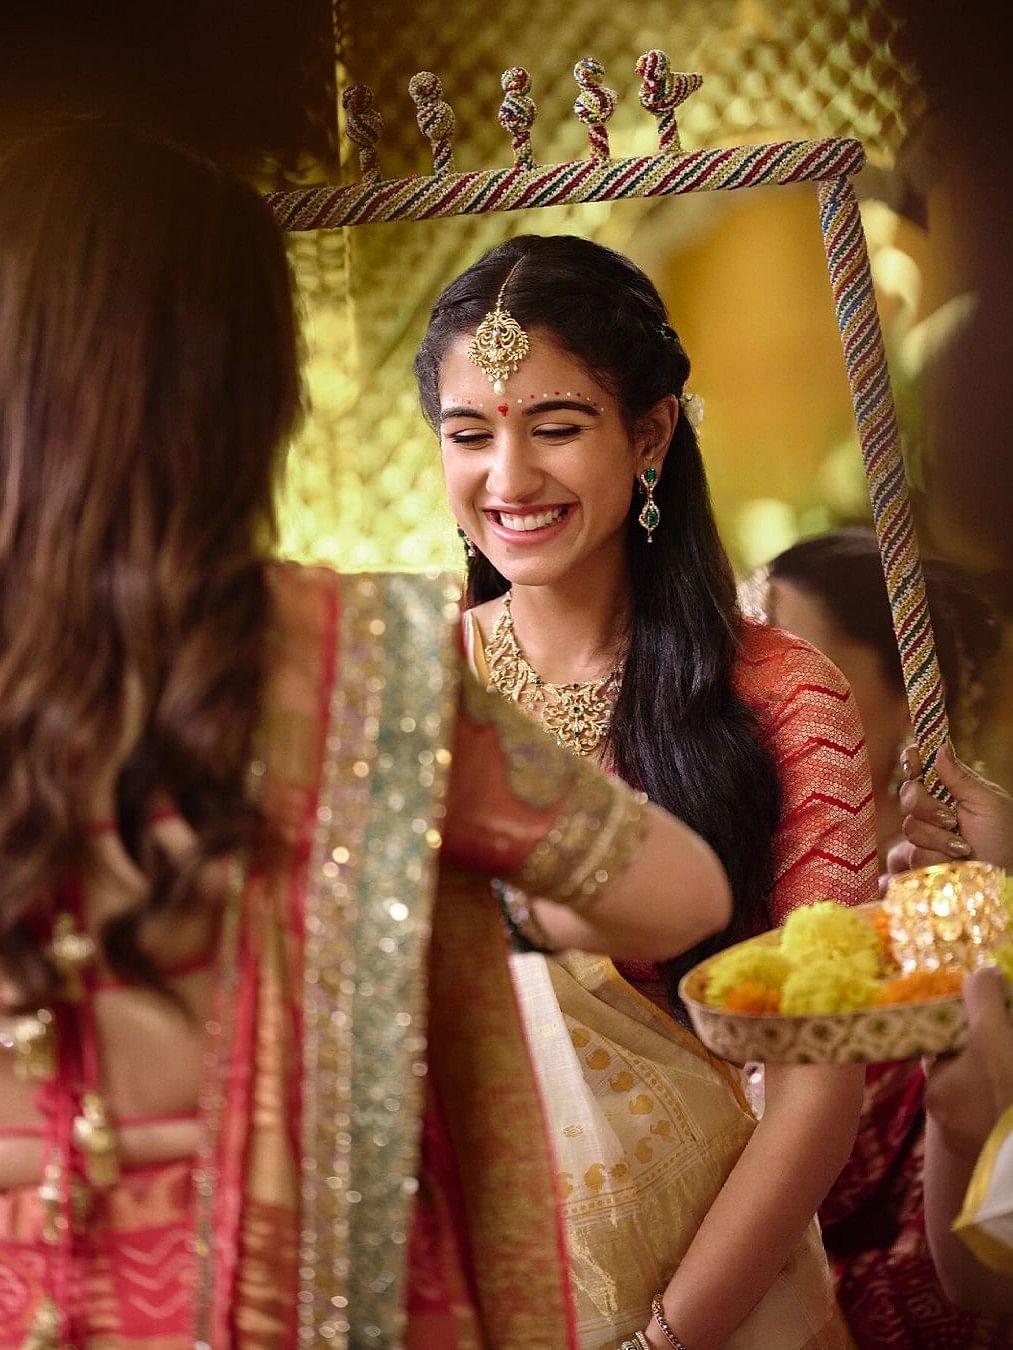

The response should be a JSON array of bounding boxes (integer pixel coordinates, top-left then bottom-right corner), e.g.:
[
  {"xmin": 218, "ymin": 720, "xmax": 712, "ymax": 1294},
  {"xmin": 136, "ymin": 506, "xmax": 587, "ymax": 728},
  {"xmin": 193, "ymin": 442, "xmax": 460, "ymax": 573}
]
[
  {"xmin": 441, "ymin": 672, "xmax": 732, "ymax": 960},
  {"xmin": 648, "ymin": 1063, "xmax": 863, "ymax": 1349},
  {"xmin": 754, "ymin": 633, "xmax": 879, "ymax": 920},
  {"xmin": 644, "ymin": 635, "xmax": 875, "ymax": 1348},
  {"xmin": 525, "ymin": 800, "xmax": 732, "ymax": 960},
  {"xmin": 923, "ymin": 1119, "xmax": 1013, "ymax": 1321},
  {"xmin": 923, "ymin": 966, "xmax": 1013, "ymax": 1322}
]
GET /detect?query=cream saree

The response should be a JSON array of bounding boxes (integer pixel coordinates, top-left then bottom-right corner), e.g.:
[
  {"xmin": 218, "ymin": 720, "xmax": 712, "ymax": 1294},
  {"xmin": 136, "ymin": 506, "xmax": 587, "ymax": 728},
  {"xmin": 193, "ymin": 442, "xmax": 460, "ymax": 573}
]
[{"xmin": 465, "ymin": 609, "xmax": 857, "ymax": 1350}]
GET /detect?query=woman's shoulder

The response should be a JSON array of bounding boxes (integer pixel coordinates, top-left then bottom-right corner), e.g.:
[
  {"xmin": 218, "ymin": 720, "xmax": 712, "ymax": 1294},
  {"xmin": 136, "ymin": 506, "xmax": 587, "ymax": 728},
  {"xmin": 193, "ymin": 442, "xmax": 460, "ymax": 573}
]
[
  {"xmin": 735, "ymin": 617, "xmax": 853, "ymax": 708},
  {"xmin": 269, "ymin": 561, "xmax": 455, "ymax": 606},
  {"xmin": 268, "ymin": 558, "xmax": 340, "ymax": 595},
  {"xmin": 269, "ymin": 563, "xmax": 467, "ymax": 649},
  {"xmin": 267, "ymin": 560, "xmax": 342, "ymax": 632}
]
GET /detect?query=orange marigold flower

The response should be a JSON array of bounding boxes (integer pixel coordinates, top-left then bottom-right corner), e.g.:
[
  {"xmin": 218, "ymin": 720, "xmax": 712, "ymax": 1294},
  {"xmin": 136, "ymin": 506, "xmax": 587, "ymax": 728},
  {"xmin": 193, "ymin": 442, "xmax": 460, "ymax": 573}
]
[
  {"xmin": 877, "ymin": 969, "xmax": 965, "ymax": 1005},
  {"xmin": 723, "ymin": 983, "xmax": 782, "ymax": 1014},
  {"xmin": 870, "ymin": 907, "xmax": 900, "ymax": 972}
]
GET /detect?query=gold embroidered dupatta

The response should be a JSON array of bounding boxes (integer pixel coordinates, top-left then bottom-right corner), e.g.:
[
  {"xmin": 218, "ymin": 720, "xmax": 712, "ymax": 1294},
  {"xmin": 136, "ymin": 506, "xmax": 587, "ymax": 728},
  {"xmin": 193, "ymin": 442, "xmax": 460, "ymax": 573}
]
[{"xmin": 209, "ymin": 568, "xmax": 575, "ymax": 1349}]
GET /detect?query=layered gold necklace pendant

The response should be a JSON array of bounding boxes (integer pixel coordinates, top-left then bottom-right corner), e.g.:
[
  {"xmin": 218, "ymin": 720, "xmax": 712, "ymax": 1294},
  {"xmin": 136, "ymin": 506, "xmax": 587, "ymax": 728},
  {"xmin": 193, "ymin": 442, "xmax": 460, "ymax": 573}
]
[{"xmin": 485, "ymin": 591, "xmax": 622, "ymax": 758}]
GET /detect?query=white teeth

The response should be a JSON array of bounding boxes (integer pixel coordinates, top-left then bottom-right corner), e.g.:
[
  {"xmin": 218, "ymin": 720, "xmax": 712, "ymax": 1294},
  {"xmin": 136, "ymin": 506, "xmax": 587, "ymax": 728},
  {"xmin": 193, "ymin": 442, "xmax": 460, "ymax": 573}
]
[{"xmin": 498, "ymin": 507, "xmax": 567, "ymax": 532}]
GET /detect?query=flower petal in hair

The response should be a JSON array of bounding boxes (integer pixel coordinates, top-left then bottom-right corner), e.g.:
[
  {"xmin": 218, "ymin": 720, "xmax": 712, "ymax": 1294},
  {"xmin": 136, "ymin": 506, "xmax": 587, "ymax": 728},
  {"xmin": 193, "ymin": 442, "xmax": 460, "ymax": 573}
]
[{"xmin": 680, "ymin": 390, "xmax": 704, "ymax": 431}]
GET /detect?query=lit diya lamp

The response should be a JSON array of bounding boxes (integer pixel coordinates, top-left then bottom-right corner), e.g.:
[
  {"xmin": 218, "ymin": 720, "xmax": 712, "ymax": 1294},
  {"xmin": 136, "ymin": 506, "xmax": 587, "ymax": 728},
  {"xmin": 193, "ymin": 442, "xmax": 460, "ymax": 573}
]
[{"xmin": 883, "ymin": 860, "xmax": 1008, "ymax": 976}]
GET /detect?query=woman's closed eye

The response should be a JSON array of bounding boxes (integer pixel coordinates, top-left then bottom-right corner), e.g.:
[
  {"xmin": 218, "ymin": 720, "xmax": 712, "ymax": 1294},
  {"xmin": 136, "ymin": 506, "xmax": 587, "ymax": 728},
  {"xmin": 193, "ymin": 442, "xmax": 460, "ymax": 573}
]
[
  {"xmin": 534, "ymin": 423, "xmax": 582, "ymax": 440},
  {"xmin": 444, "ymin": 428, "xmax": 492, "ymax": 447},
  {"xmin": 443, "ymin": 423, "xmax": 584, "ymax": 448}
]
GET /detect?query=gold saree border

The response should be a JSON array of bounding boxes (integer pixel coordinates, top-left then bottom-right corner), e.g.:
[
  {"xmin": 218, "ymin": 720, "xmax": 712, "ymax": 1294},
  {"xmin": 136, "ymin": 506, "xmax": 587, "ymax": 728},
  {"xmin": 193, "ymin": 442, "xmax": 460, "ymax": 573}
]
[{"xmin": 299, "ymin": 573, "xmax": 461, "ymax": 1348}]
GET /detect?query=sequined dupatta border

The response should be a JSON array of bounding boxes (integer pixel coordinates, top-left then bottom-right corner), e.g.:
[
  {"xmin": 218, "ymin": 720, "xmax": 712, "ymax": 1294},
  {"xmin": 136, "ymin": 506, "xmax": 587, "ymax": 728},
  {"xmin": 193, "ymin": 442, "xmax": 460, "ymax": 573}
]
[
  {"xmin": 428, "ymin": 874, "xmax": 580, "ymax": 1349},
  {"xmin": 298, "ymin": 573, "xmax": 462, "ymax": 1347}
]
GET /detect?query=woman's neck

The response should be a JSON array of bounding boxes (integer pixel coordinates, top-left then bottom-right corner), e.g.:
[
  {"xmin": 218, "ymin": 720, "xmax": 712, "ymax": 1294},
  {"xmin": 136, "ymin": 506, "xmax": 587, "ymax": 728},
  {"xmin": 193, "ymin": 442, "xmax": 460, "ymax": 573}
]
[{"xmin": 506, "ymin": 558, "xmax": 630, "ymax": 685}]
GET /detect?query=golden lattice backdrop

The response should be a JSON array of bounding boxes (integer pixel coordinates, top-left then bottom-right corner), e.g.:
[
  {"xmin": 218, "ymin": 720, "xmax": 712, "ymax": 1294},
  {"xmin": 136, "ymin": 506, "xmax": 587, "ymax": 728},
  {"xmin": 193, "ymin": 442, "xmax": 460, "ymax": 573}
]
[{"xmin": 277, "ymin": 0, "xmax": 920, "ymax": 572}]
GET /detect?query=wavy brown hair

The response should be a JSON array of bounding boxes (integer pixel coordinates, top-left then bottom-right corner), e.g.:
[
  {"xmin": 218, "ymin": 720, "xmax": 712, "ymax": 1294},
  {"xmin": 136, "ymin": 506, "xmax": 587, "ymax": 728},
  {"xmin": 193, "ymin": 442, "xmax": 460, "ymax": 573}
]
[{"xmin": 0, "ymin": 123, "xmax": 300, "ymax": 1005}]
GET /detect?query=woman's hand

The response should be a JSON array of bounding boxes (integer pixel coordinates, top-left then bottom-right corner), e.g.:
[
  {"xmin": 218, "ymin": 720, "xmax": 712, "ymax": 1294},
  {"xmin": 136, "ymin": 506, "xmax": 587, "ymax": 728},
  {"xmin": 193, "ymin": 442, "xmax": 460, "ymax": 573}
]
[
  {"xmin": 618, "ymin": 1322, "xmax": 672, "ymax": 1350},
  {"xmin": 923, "ymin": 964, "xmax": 1013, "ymax": 1320},
  {"xmin": 887, "ymin": 740, "xmax": 1013, "ymax": 876},
  {"xmin": 924, "ymin": 965, "xmax": 1013, "ymax": 1160}
]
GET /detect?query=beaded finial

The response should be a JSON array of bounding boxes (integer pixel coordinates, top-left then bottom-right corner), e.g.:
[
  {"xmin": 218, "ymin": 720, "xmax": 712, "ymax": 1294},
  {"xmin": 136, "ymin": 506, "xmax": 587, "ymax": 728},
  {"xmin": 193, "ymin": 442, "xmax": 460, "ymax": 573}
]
[
  {"xmin": 342, "ymin": 84, "xmax": 384, "ymax": 181},
  {"xmin": 573, "ymin": 57, "xmax": 617, "ymax": 162},
  {"xmin": 409, "ymin": 71, "xmax": 457, "ymax": 177},
  {"xmin": 499, "ymin": 67, "xmax": 537, "ymax": 170},
  {"xmin": 636, "ymin": 50, "xmax": 703, "ymax": 154}
]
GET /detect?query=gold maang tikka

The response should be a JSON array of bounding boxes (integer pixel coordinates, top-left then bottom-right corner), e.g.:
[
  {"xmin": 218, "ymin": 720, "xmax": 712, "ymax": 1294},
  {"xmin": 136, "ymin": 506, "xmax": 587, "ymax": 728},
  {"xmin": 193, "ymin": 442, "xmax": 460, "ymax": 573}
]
[{"xmin": 467, "ymin": 260, "xmax": 530, "ymax": 395}]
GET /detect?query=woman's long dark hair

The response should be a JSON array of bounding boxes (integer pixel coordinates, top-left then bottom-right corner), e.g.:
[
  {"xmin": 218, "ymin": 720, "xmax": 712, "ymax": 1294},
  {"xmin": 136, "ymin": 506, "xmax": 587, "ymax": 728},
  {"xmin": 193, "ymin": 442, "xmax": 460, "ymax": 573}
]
[
  {"xmin": 0, "ymin": 123, "xmax": 301, "ymax": 1006},
  {"xmin": 415, "ymin": 235, "xmax": 781, "ymax": 1012}
]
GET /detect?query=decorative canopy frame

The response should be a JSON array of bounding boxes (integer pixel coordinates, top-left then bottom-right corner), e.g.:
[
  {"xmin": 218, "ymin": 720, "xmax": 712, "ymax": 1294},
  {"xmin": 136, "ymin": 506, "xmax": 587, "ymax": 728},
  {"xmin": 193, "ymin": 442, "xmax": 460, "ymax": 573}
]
[
  {"xmin": 267, "ymin": 57, "xmax": 948, "ymax": 780},
  {"xmin": 270, "ymin": 56, "xmax": 950, "ymax": 1346}
]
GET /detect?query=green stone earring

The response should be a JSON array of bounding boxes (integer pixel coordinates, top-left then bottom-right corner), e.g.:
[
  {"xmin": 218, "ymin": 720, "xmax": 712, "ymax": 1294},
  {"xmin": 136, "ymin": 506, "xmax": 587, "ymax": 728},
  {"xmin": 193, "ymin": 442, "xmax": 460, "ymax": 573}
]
[
  {"xmin": 638, "ymin": 466, "xmax": 660, "ymax": 542},
  {"xmin": 457, "ymin": 525, "xmax": 476, "ymax": 559}
]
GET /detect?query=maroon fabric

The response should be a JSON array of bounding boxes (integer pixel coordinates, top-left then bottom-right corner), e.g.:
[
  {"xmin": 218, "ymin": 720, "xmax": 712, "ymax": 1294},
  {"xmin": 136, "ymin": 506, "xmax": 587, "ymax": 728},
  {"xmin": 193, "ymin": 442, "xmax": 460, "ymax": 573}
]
[{"xmin": 820, "ymin": 1062, "xmax": 1011, "ymax": 1348}]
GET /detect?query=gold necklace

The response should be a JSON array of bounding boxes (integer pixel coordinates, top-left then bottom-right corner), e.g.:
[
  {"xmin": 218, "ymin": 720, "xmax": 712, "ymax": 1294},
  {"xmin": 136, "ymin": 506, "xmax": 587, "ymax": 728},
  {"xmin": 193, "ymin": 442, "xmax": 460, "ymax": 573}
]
[{"xmin": 485, "ymin": 591, "xmax": 623, "ymax": 757}]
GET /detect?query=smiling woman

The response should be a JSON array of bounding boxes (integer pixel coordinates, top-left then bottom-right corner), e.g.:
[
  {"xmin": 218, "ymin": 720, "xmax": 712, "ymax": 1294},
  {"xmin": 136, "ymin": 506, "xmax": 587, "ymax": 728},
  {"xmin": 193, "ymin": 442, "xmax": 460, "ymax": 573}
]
[
  {"xmin": 436, "ymin": 336, "xmax": 670, "ymax": 626},
  {"xmin": 413, "ymin": 235, "xmax": 878, "ymax": 1350}
]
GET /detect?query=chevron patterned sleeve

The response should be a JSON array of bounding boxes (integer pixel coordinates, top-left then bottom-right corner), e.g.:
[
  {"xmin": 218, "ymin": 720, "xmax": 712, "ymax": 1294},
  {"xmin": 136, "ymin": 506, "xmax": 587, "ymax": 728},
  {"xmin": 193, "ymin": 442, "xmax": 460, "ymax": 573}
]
[{"xmin": 739, "ymin": 623, "xmax": 879, "ymax": 926}]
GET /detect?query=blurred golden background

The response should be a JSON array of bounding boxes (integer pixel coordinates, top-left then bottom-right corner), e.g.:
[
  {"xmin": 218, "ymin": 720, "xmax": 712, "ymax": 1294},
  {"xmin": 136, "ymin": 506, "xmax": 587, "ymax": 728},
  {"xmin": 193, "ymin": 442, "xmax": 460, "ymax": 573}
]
[
  {"xmin": 2, "ymin": 0, "xmax": 1009, "ymax": 777},
  {"xmin": 281, "ymin": 0, "xmax": 921, "ymax": 573}
]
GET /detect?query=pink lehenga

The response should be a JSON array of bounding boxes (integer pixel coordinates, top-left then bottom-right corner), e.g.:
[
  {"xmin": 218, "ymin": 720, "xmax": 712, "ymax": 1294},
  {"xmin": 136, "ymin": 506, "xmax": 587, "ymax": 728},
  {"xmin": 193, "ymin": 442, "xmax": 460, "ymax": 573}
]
[{"xmin": 0, "ymin": 565, "xmax": 647, "ymax": 1349}]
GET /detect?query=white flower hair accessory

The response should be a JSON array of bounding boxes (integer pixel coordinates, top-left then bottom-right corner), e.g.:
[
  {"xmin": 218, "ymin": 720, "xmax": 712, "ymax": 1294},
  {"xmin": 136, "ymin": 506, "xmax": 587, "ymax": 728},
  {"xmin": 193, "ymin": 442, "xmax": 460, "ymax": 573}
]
[{"xmin": 680, "ymin": 389, "xmax": 704, "ymax": 431}]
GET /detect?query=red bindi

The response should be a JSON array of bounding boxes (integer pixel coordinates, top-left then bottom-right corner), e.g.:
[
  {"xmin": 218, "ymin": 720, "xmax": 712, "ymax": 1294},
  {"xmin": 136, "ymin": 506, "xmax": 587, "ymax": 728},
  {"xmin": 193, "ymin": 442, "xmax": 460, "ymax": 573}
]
[{"xmin": 496, "ymin": 403, "xmax": 509, "ymax": 416}]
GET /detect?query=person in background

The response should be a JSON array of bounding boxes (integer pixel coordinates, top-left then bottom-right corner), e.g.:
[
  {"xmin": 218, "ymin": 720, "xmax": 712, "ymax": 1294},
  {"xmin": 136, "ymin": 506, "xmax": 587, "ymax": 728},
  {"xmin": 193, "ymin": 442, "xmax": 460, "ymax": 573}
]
[
  {"xmin": 752, "ymin": 529, "xmax": 1007, "ymax": 1348},
  {"xmin": 759, "ymin": 527, "xmax": 1001, "ymax": 871}
]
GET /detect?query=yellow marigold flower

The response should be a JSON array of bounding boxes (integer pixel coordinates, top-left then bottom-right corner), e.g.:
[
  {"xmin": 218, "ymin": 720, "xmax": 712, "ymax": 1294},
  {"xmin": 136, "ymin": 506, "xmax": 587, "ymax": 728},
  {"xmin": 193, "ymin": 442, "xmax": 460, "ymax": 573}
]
[
  {"xmin": 781, "ymin": 959, "xmax": 879, "ymax": 1015},
  {"xmin": 705, "ymin": 945, "xmax": 792, "ymax": 1007},
  {"xmin": 780, "ymin": 901, "xmax": 881, "ymax": 978}
]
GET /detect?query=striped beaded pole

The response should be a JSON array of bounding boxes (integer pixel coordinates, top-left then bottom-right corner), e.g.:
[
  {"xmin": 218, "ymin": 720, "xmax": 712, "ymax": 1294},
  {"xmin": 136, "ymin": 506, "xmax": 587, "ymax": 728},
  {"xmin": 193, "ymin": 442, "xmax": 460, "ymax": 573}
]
[
  {"xmin": 818, "ymin": 174, "xmax": 950, "ymax": 801},
  {"xmin": 266, "ymin": 137, "xmax": 867, "ymax": 230}
]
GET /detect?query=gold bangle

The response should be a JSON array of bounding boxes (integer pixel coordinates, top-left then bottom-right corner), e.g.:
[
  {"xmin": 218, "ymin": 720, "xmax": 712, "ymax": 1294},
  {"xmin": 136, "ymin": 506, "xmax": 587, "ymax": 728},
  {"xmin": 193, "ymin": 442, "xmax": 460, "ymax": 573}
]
[{"xmin": 651, "ymin": 1296, "xmax": 689, "ymax": 1350}]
